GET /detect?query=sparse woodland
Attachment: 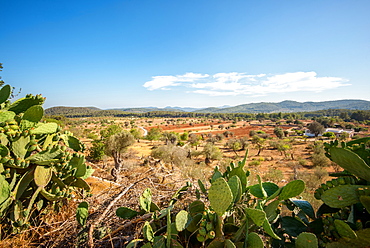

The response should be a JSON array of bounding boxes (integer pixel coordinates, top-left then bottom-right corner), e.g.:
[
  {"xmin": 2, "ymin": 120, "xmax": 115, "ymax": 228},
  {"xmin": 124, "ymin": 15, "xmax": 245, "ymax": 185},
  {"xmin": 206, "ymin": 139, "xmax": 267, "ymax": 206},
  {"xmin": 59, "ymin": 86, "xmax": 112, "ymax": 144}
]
[{"xmin": 1, "ymin": 82, "xmax": 370, "ymax": 248}]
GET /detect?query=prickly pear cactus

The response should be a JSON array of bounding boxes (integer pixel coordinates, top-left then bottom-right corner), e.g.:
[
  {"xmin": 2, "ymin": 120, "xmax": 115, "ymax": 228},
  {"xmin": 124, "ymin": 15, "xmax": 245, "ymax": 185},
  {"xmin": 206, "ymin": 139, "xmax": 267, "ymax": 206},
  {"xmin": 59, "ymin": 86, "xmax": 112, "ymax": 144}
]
[
  {"xmin": 287, "ymin": 138, "xmax": 370, "ymax": 247},
  {"xmin": 313, "ymin": 139, "xmax": 370, "ymax": 246},
  {"xmin": 0, "ymin": 84, "xmax": 93, "ymax": 234},
  {"xmin": 208, "ymin": 177, "xmax": 233, "ymax": 217}
]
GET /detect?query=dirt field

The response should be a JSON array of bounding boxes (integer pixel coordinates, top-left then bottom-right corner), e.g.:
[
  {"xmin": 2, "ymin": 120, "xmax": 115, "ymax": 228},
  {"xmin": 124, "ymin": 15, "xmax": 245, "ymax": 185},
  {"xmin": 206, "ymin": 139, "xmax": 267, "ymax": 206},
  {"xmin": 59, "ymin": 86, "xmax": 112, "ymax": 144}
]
[{"xmin": 78, "ymin": 117, "xmax": 355, "ymax": 188}]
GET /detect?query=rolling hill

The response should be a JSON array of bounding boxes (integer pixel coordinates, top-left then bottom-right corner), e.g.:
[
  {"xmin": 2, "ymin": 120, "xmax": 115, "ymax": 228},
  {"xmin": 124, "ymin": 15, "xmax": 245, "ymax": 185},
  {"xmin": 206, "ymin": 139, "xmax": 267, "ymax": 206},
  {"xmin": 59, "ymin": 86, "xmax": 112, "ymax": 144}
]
[
  {"xmin": 193, "ymin": 100, "xmax": 370, "ymax": 113},
  {"xmin": 45, "ymin": 99, "xmax": 370, "ymax": 116}
]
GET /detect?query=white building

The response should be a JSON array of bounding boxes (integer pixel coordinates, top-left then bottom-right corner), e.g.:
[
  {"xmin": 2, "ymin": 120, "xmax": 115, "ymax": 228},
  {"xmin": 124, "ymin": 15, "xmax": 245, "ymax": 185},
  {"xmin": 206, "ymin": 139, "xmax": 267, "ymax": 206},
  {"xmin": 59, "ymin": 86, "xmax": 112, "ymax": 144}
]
[{"xmin": 304, "ymin": 128, "xmax": 355, "ymax": 137}]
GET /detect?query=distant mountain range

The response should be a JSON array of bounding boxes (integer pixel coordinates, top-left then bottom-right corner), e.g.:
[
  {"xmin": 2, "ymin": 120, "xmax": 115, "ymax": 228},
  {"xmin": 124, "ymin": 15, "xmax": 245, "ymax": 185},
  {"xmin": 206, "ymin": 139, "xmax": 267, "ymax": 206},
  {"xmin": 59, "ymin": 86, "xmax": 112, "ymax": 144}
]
[
  {"xmin": 45, "ymin": 99, "xmax": 370, "ymax": 116},
  {"xmin": 194, "ymin": 100, "xmax": 370, "ymax": 113}
]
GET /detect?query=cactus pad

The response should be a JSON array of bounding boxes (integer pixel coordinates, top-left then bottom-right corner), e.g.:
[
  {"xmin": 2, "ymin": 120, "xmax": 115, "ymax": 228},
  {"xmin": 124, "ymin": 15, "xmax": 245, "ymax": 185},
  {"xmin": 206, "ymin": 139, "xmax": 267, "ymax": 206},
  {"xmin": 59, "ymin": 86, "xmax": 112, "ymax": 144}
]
[
  {"xmin": 290, "ymin": 199, "xmax": 315, "ymax": 219},
  {"xmin": 7, "ymin": 97, "xmax": 44, "ymax": 114},
  {"xmin": 359, "ymin": 195, "xmax": 370, "ymax": 214},
  {"xmin": 140, "ymin": 188, "xmax": 152, "ymax": 213},
  {"xmin": 0, "ymin": 85, "xmax": 11, "ymax": 104},
  {"xmin": 295, "ymin": 232, "xmax": 318, "ymax": 248},
  {"xmin": 0, "ymin": 174, "xmax": 10, "ymax": 206},
  {"xmin": 321, "ymin": 185, "xmax": 361, "ymax": 208},
  {"xmin": 12, "ymin": 136, "xmax": 30, "ymax": 159},
  {"xmin": 224, "ymin": 239, "xmax": 236, "ymax": 248},
  {"xmin": 175, "ymin": 210, "xmax": 191, "ymax": 231},
  {"xmin": 34, "ymin": 165, "xmax": 52, "ymax": 187},
  {"xmin": 262, "ymin": 217, "xmax": 281, "ymax": 240},
  {"xmin": 264, "ymin": 199, "xmax": 280, "ymax": 222},
  {"xmin": 76, "ymin": 201, "xmax": 89, "ymax": 227},
  {"xmin": 326, "ymin": 229, "xmax": 370, "ymax": 247},
  {"xmin": 279, "ymin": 180, "xmax": 305, "ymax": 200},
  {"xmin": 247, "ymin": 232, "xmax": 264, "ymax": 248},
  {"xmin": 328, "ymin": 147, "xmax": 370, "ymax": 181},
  {"xmin": 334, "ymin": 219, "xmax": 357, "ymax": 239},
  {"xmin": 22, "ymin": 105, "xmax": 43, "ymax": 123},
  {"xmin": 0, "ymin": 111, "xmax": 15, "ymax": 123},
  {"xmin": 228, "ymin": 175, "xmax": 242, "ymax": 203},
  {"xmin": 31, "ymin": 122, "xmax": 58, "ymax": 135},
  {"xmin": 249, "ymin": 182, "xmax": 279, "ymax": 198},
  {"xmin": 208, "ymin": 177, "xmax": 233, "ymax": 216},
  {"xmin": 143, "ymin": 221, "xmax": 154, "ymax": 242},
  {"xmin": 245, "ymin": 208, "xmax": 266, "ymax": 226},
  {"xmin": 60, "ymin": 134, "xmax": 85, "ymax": 152},
  {"xmin": 69, "ymin": 155, "xmax": 86, "ymax": 178},
  {"xmin": 198, "ymin": 179, "xmax": 207, "ymax": 194},
  {"xmin": 227, "ymin": 158, "xmax": 248, "ymax": 192},
  {"xmin": 116, "ymin": 207, "xmax": 139, "ymax": 220},
  {"xmin": 189, "ymin": 200, "xmax": 205, "ymax": 216},
  {"xmin": 40, "ymin": 188, "xmax": 64, "ymax": 201}
]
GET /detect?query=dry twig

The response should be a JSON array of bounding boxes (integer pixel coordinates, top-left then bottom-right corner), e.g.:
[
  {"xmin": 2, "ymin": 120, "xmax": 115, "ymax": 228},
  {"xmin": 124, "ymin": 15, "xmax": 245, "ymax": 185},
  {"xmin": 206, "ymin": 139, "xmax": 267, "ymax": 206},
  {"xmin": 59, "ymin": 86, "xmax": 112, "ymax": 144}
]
[
  {"xmin": 87, "ymin": 168, "xmax": 153, "ymax": 248},
  {"xmin": 100, "ymin": 213, "xmax": 152, "ymax": 241}
]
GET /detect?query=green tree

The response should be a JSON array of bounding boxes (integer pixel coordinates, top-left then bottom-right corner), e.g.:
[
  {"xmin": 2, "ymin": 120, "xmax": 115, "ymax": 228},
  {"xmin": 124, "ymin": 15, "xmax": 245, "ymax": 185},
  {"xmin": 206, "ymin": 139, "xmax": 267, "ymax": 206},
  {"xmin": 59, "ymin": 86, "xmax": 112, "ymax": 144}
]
[
  {"xmin": 239, "ymin": 136, "xmax": 249, "ymax": 150},
  {"xmin": 203, "ymin": 143, "xmax": 222, "ymax": 164},
  {"xmin": 226, "ymin": 139, "xmax": 241, "ymax": 156},
  {"xmin": 307, "ymin": 121, "xmax": 325, "ymax": 137},
  {"xmin": 146, "ymin": 127, "xmax": 162, "ymax": 142},
  {"xmin": 180, "ymin": 132, "xmax": 189, "ymax": 141},
  {"xmin": 161, "ymin": 131, "xmax": 179, "ymax": 145},
  {"xmin": 215, "ymin": 133, "xmax": 224, "ymax": 142},
  {"xmin": 100, "ymin": 124, "xmax": 123, "ymax": 139},
  {"xmin": 130, "ymin": 128, "xmax": 142, "ymax": 141},
  {"xmin": 89, "ymin": 139, "xmax": 106, "ymax": 162},
  {"xmin": 277, "ymin": 142, "xmax": 292, "ymax": 159},
  {"xmin": 223, "ymin": 130, "xmax": 234, "ymax": 138},
  {"xmin": 188, "ymin": 133, "xmax": 200, "ymax": 150},
  {"xmin": 251, "ymin": 135, "xmax": 266, "ymax": 156},
  {"xmin": 105, "ymin": 131, "xmax": 135, "ymax": 182},
  {"xmin": 338, "ymin": 132, "xmax": 350, "ymax": 142},
  {"xmin": 249, "ymin": 130, "xmax": 257, "ymax": 137},
  {"xmin": 322, "ymin": 132, "xmax": 335, "ymax": 140},
  {"xmin": 274, "ymin": 127, "xmax": 285, "ymax": 139}
]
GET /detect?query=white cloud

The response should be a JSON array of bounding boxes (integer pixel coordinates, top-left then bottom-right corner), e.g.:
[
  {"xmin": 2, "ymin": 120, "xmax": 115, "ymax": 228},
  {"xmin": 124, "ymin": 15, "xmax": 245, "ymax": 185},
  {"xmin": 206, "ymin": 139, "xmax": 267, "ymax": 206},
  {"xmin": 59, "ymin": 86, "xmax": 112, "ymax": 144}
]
[
  {"xmin": 143, "ymin": 71, "xmax": 350, "ymax": 95},
  {"xmin": 143, "ymin": 72, "xmax": 208, "ymax": 90}
]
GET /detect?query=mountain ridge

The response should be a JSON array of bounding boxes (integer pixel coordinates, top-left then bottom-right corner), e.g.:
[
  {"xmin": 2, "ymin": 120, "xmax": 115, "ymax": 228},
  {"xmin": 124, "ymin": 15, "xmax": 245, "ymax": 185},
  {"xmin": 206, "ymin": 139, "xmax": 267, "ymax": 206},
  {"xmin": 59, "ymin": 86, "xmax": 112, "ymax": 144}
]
[{"xmin": 45, "ymin": 99, "xmax": 370, "ymax": 115}]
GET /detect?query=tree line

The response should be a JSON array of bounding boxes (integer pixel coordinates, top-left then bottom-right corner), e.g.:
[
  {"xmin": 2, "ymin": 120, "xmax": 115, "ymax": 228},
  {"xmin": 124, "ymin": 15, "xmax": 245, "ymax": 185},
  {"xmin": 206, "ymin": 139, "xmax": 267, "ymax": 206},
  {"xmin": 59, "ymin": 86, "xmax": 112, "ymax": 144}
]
[{"xmin": 46, "ymin": 108, "xmax": 370, "ymax": 123}]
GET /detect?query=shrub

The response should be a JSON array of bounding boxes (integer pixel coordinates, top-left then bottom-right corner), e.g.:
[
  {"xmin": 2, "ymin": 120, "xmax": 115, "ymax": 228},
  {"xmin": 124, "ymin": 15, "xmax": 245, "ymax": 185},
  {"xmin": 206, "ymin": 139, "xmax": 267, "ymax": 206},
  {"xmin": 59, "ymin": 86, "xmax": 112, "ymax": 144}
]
[
  {"xmin": 311, "ymin": 152, "xmax": 331, "ymax": 167},
  {"xmin": 262, "ymin": 167, "xmax": 284, "ymax": 183},
  {"xmin": 151, "ymin": 144, "xmax": 188, "ymax": 167},
  {"xmin": 248, "ymin": 160, "xmax": 260, "ymax": 166},
  {"xmin": 298, "ymin": 158, "xmax": 308, "ymax": 166},
  {"xmin": 88, "ymin": 139, "xmax": 105, "ymax": 162}
]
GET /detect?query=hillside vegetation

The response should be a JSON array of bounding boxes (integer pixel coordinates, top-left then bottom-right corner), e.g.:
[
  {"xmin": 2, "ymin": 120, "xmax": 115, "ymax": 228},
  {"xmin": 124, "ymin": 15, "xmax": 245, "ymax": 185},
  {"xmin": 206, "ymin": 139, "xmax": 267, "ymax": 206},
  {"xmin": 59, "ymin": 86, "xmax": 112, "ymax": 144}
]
[
  {"xmin": 46, "ymin": 99, "xmax": 370, "ymax": 116},
  {"xmin": 194, "ymin": 99, "xmax": 370, "ymax": 113}
]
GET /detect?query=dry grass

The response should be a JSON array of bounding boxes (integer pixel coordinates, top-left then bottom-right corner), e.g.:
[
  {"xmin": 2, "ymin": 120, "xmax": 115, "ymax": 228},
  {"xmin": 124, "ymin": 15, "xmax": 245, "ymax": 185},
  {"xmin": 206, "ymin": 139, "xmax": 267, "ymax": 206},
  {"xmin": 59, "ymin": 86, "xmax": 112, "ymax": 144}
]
[{"xmin": 1, "ymin": 162, "xmax": 197, "ymax": 247}]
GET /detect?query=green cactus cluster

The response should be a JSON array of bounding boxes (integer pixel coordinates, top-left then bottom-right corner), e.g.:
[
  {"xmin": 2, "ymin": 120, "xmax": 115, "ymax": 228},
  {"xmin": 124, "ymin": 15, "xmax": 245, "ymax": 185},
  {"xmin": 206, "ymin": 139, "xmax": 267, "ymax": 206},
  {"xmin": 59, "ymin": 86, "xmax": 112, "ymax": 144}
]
[
  {"xmin": 314, "ymin": 176, "xmax": 358, "ymax": 200},
  {"xmin": 0, "ymin": 84, "xmax": 92, "ymax": 235},
  {"xmin": 279, "ymin": 138, "xmax": 370, "ymax": 248},
  {"xmin": 114, "ymin": 137, "xmax": 370, "ymax": 247},
  {"xmin": 196, "ymin": 209, "xmax": 216, "ymax": 242},
  {"xmin": 115, "ymin": 151, "xmax": 312, "ymax": 248}
]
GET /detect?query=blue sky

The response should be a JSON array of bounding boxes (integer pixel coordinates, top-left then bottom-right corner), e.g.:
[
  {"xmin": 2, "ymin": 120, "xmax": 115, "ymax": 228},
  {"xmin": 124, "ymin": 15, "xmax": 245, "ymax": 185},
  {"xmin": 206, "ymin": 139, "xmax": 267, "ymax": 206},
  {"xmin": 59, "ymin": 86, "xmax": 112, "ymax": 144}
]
[{"xmin": 1, "ymin": 0, "xmax": 370, "ymax": 109}]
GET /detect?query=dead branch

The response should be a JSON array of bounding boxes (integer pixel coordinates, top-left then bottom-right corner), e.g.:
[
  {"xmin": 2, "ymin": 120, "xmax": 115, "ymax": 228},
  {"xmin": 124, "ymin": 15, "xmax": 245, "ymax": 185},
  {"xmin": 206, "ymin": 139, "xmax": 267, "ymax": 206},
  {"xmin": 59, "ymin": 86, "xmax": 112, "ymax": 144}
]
[
  {"xmin": 100, "ymin": 213, "xmax": 152, "ymax": 241},
  {"xmin": 87, "ymin": 168, "xmax": 153, "ymax": 248}
]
